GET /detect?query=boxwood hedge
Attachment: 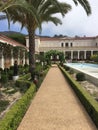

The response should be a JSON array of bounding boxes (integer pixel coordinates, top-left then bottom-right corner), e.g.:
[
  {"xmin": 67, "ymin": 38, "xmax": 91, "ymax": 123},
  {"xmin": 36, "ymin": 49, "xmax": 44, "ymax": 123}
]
[
  {"xmin": 59, "ymin": 66, "xmax": 98, "ymax": 128},
  {"xmin": 0, "ymin": 74, "xmax": 36, "ymax": 130}
]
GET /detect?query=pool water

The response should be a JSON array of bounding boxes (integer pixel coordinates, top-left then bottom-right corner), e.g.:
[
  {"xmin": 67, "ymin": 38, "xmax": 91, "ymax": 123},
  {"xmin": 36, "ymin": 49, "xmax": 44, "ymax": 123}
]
[
  {"xmin": 64, "ymin": 62, "xmax": 98, "ymax": 85},
  {"xmin": 65, "ymin": 63, "xmax": 98, "ymax": 69}
]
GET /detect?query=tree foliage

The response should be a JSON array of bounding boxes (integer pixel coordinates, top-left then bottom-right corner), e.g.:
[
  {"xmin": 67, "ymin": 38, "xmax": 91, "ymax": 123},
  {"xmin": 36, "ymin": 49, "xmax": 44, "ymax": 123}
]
[
  {"xmin": 91, "ymin": 53, "xmax": 98, "ymax": 62},
  {"xmin": 45, "ymin": 50, "xmax": 65, "ymax": 63},
  {"xmin": 6, "ymin": 33, "xmax": 26, "ymax": 46}
]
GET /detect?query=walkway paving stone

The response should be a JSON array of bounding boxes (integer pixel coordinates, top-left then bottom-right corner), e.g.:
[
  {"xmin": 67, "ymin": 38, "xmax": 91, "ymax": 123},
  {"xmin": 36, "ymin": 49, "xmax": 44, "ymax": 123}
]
[{"xmin": 17, "ymin": 65, "xmax": 97, "ymax": 130}]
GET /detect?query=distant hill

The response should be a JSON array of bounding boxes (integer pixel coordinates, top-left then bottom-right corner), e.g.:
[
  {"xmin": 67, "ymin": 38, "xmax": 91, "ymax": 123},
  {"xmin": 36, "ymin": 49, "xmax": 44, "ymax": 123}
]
[
  {"xmin": 0, "ymin": 31, "xmax": 26, "ymax": 45},
  {"xmin": 0, "ymin": 31, "xmax": 26, "ymax": 36}
]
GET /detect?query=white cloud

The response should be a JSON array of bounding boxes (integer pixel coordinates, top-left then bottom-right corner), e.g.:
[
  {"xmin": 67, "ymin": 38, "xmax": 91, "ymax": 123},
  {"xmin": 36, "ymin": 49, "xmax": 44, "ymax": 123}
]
[
  {"xmin": 0, "ymin": 0, "xmax": 98, "ymax": 37},
  {"xmin": 39, "ymin": 0, "xmax": 98, "ymax": 37}
]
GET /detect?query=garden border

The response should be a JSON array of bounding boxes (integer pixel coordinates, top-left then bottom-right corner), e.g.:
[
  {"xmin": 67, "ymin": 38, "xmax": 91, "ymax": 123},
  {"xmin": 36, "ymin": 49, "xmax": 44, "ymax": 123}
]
[
  {"xmin": 59, "ymin": 66, "xmax": 98, "ymax": 128},
  {"xmin": 0, "ymin": 74, "xmax": 36, "ymax": 130}
]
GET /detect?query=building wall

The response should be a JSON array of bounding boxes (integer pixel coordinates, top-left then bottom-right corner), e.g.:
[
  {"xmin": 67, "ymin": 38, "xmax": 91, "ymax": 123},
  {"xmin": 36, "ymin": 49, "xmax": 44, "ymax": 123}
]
[{"xmin": 25, "ymin": 36, "xmax": 98, "ymax": 60}]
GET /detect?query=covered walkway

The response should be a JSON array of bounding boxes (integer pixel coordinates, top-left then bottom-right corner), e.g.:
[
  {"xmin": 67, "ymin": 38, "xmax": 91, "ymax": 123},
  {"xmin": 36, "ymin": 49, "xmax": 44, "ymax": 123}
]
[{"xmin": 17, "ymin": 65, "xmax": 97, "ymax": 130}]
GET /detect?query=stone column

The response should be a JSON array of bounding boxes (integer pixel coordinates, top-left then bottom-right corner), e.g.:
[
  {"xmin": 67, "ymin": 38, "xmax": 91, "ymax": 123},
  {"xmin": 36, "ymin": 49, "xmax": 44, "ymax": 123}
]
[
  {"xmin": 91, "ymin": 50, "xmax": 93, "ymax": 56},
  {"xmin": 57, "ymin": 55, "xmax": 59, "ymax": 60},
  {"xmin": 0, "ymin": 51, "xmax": 4, "ymax": 69},
  {"xmin": 84, "ymin": 50, "xmax": 87, "ymax": 60},
  {"xmin": 71, "ymin": 50, "xmax": 73, "ymax": 59},
  {"xmin": 51, "ymin": 55, "xmax": 53, "ymax": 60},
  {"xmin": 18, "ymin": 50, "xmax": 20, "ymax": 65},
  {"xmin": 78, "ymin": 50, "xmax": 80, "ymax": 60},
  {"xmin": 11, "ymin": 49, "xmax": 14, "ymax": 66},
  {"xmin": 26, "ymin": 58, "xmax": 29, "ymax": 65},
  {"xmin": 23, "ymin": 51, "xmax": 25, "ymax": 66}
]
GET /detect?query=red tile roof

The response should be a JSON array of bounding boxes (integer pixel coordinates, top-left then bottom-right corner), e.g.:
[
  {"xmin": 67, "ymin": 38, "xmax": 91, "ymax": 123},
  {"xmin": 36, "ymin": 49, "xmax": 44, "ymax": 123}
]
[{"xmin": 0, "ymin": 34, "xmax": 27, "ymax": 49}]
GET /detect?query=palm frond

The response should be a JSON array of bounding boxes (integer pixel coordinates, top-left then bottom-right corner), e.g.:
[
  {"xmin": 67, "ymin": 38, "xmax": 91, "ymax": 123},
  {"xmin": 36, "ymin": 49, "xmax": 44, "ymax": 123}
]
[
  {"xmin": 49, "ymin": 0, "xmax": 66, "ymax": 16},
  {"xmin": 73, "ymin": 0, "xmax": 91, "ymax": 15},
  {"xmin": 44, "ymin": 16, "xmax": 62, "ymax": 26},
  {"xmin": 41, "ymin": 2, "xmax": 71, "ymax": 17}
]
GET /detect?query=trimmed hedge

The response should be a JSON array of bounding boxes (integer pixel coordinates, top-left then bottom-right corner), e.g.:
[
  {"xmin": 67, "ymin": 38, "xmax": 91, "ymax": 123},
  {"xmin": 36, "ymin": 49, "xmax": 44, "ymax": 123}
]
[
  {"xmin": 19, "ymin": 73, "xmax": 31, "ymax": 80},
  {"xmin": 59, "ymin": 66, "xmax": 98, "ymax": 128},
  {"xmin": 15, "ymin": 80, "xmax": 31, "ymax": 93},
  {"xmin": 15, "ymin": 73, "xmax": 32, "ymax": 93},
  {"xmin": 0, "ymin": 83, "xmax": 36, "ymax": 130},
  {"xmin": 37, "ymin": 68, "xmax": 49, "ymax": 90},
  {"xmin": 0, "ymin": 73, "xmax": 36, "ymax": 130}
]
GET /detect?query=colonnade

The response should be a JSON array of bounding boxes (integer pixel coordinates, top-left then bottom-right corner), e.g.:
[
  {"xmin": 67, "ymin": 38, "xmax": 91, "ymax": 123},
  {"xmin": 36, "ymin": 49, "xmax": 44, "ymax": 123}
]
[
  {"xmin": 0, "ymin": 50, "xmax": 28, "ymax": 69},
  {"xmin": 65, "ymin": 50, "xmax": 98, "ymax": 60}
]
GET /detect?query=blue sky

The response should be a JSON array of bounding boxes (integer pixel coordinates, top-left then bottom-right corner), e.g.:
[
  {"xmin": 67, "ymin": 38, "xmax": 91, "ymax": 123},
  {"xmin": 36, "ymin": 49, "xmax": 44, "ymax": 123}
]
[{"xmin": 0, "ymin": 0, "xmax": 98, "ymax": 37}]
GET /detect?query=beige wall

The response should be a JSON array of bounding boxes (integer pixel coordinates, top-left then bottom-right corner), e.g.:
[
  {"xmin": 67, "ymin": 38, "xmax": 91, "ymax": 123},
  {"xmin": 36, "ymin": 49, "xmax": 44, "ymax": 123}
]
[{"xmin": 25, "ymin": 36, "xmax": 98, "ymax": 53}]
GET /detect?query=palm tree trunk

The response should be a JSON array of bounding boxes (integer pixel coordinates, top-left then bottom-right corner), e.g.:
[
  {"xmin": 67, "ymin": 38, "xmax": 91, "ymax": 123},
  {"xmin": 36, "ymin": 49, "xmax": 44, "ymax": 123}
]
[{"xmin": 28, "ymin": 25, "xmax": 36, "ymax": 79}]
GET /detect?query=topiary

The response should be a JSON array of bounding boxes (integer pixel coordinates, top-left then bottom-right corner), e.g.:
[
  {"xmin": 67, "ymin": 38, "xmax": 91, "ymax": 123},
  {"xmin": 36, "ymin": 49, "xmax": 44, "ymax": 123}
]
[{"xmin": 76, "ymin": 72, "xmax": 85, "ymax": 81}]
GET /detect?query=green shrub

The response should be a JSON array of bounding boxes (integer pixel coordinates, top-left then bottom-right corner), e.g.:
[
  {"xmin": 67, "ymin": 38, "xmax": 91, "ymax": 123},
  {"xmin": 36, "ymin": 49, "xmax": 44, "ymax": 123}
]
[
  {"xmin": 76, "ymin": 72, "xmax": 85, "ymax": 81},
  {"xmin": 0, "ymin": 100, "xmax": 9, "ymax": 113},
  {"xmin": 15, "ymin": 80, "xmax": 31, "ymax": 93},
  {"xmin": 36, "ymin": 68, "xmax": 49, "ymax": 90},
  {"xmin": 15, "ymin": 73, "xmax": 31, "ymax": 93},
  {"xmin": 9, "ymin": 66, "xmax": 14, "ymax": 70},
  {"xmin": 0, "ymin": 84, "xmax": 36, "ymax": 130},
  {"xmin": 8, "ymin": 70, "xmax": 13, "ymax": 80},
  {"xmin": 64, "ymin": 65, "xmax": 70, "ymax": 71},
  {"xmin": 69, "ymin": 69, "xmax": 74, "ymax": 74},
  {"xmin": 19, "ymin": 73, "xmax": 31, "ymax": 80},
  {"xmin": 59, "ymin": 66, "xmax": 98, "ymax": 128},
  {"xmin": 1, "ymin": 74, "xmax": 8, "ymax": 84}
]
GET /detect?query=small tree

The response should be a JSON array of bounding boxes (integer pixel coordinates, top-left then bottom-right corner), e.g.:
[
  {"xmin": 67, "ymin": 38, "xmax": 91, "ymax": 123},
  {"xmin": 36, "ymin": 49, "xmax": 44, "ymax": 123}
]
[{"xmin": 90, "ymin": 54, "xmax": 98, "ymax": 62}]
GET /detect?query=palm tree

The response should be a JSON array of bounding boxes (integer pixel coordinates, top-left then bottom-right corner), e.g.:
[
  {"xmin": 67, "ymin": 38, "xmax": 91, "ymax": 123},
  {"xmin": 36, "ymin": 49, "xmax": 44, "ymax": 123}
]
[
  {"xmin": 4, "ymin": 0, "xmax": 72, "ymax": 77},
  {"xmin": 0, "ymin": 0, "xmax": 91, "ymax": 79},
  {"xmin": 0, "ymin": 0, "xmax": 31, "ymax": 11},
  {"xmin": 0, "ymin": 0, "xmax": 40, "ymax": 28}
]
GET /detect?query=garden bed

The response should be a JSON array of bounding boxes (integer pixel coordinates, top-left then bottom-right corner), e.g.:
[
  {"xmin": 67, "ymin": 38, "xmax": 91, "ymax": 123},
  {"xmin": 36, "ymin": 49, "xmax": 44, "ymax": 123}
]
[
  {"xmin": 70, "ymin": 73, "xmax": 98, "ymax": 102},
  {"xmin": 0, "ymin": 81, "xmax": 22, "ymax": 119}
]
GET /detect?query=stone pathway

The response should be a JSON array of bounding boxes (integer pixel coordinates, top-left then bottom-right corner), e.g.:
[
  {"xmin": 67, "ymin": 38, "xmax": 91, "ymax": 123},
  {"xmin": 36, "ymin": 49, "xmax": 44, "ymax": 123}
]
[{"xmin": 17, "ymin": 65, "xmax": 97, "ymax": 130}]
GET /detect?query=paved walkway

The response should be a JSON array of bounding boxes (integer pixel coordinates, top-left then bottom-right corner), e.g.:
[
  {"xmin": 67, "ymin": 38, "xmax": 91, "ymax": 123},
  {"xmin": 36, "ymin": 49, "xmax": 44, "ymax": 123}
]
[{"xmin": 17, "ymin": 65, "xmax": 97, "ymax": 130}]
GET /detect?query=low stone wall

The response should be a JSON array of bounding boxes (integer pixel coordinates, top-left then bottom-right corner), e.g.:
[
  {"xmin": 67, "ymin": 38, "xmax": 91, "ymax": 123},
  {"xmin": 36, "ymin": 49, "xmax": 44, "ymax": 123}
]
[
  {"xmin": 65, "ymin": 65, "xmax": 98, "ymax": 86},
  {"xmin": 84, "ymin": 73, "xmax": 98, "ymax": 86}
]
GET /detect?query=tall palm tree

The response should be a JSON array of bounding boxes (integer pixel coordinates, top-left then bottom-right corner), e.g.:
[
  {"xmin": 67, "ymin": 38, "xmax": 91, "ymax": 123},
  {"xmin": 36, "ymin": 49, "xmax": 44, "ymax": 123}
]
[
  {"xmin": 0, "ymin": 0, "xmax": 40, "ymax": 28},
  {"xmin": 4, "ymin": 0, "xmax": 72, "ymax": 77}
]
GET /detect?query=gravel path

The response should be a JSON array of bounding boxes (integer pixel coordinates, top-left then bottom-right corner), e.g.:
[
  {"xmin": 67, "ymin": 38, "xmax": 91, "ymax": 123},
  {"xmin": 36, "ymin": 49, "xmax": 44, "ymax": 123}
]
[{"xmin": 17, "ymin": 65, "xmax": 97, "ymax": 130}]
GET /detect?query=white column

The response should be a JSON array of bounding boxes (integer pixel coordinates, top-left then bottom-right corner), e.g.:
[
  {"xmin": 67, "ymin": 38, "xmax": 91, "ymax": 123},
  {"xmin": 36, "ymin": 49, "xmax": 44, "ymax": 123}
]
[
  {"xmin": 26, "ymin": 58, "xmax": 29, "ymax": 65},
  {"xmin": 57, "ymin": 55, "xmax": 59, "ymax": 60},
  {"xmin": 18, "ymin": 50, "xmax": 20, "ymax": 65},
  {"xmin": 23, "ymin": 51, "xmax": 25, "ymax": 66},
  {"xmin": 71, "ymin": 50, "xmax": 73, "ymax": 59},
  {"xmin": 91, "ymin": 50, "xmax": 93, "ymax": 56},
  {"xmin": 0, "ymin": 52, "xmax": 4, "ymax": 69},
  {"xmin": 78, "ymin": 50, "xmax": 80, "ymax": 59},
  {"xmin": 51, "ymin": 55, "xmax": 53, "ymax": 60},
  {"xmin": 11, "ymin": 49, "xmax": 14, "ymax": 66},
  {"xmin": 84, "ymin": 50, "xmax": 87, "ymax": 59}
]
